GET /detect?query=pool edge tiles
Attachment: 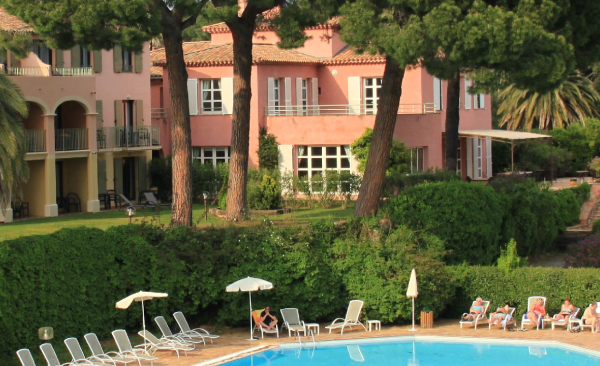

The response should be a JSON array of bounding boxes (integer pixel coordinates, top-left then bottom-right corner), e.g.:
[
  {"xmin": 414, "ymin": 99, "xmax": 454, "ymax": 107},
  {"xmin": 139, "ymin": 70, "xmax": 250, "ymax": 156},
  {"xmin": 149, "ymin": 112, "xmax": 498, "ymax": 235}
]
[{"xmin": 191, "ymin": 345, "xmax": 276, "ymax": 366}]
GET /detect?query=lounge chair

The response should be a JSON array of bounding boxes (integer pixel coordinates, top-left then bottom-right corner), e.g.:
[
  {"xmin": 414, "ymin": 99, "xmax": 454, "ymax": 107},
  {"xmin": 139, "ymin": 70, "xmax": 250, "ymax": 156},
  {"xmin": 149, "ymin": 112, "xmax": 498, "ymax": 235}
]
[
  {"xmin": 459, "ymin": 299, "xmax": 490, "ymax": 329},
  {"xmin": 137, "ymin": 331, "xmax": 194, "ymax": 358},
  {"xmin": 173, "ymin": 311, "xmax": 219, "ymax": 343},
  {"xmin": 280, "ymin": 308, "xmax": 306, "ymax": 337},
  {"xmin": 569, "ymin": 303, "xmax": 599, "ymax": 332},
  {"xmin": 521, "ymin": 296, "xmax": 547, "ymax": 330},
  {"xmin": 488, "ymin": 307, "xmax": 516, "ymax": 331},
  {"xmin": 325, "ymin": 300, "xmax": 367, "ymax": 334},
  {"xmin": 119, "ymin": 194, "xmax": 149, "ymax": 210},
  {"xmin": 347, "ymin": 345, "xmax": 365, "ymax": 362},
  {"xmin": 17, "ymin": 349, "xmax": 48, "ymax": 366},
  {"xmin": 111, "ymin": 330, "xmax": 158, "ymax": 366},
  {"xmin": 40, "ymin": 343, "xmax": 87, "ymax": 366},
  {"xmin": 84, "ymin": 333, "xmax": 134, "ymax": 365},
  {"xmin": 144, "ymin": 192, "xmax": 170, "ymax": 207},
  {"xmin": 252, "ymin": 309, "xmax": 279, "ymax": 338},
  {"xmin": 64, "ymin": 338, "xmax": 110, "ymax": 366},
  {"xmin": 551, "ymin": 307, "xmax": 580, "ymax": 330},
  {"xmin": 154, "ymin": 316, "xmax": 204, "ymax": 345}
]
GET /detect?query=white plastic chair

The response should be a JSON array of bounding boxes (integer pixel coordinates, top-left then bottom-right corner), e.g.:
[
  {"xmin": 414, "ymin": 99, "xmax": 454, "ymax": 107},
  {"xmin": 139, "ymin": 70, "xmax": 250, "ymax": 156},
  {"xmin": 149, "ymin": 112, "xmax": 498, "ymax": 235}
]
[
  {"xmin": 521, "ymin": 296, "xmax": 547, "ymax": 330},
  {"xmin": 84, "ymin": 333, "xmax": 134, "ymax": 365},
  {"xmin": 551, "ymin": 307, "xmax": 580, "ymax": 330},
  {"xmin": 252, "ymin": 309, "xmax": 279, "ymax": 338},
  {"xmin": 173, "ymin": 311, "xmax": 219, "ymax": 343},
  {"xmin": 154, "ymin": 316, "xmax": 204, "ymax": 345},
  {"xmin": 137, "ymin": 330, "xmax": 194, "ymax": 358},
  {"xmin": 64, "ymin": 338, "xmax": 109, "ymax": 366},
  {"xmin": 459, "ymin": 300, "xmax": 490, "ymax": 329},
  {"xmin": 325, "ymin": 300, "xmax": 367, "ymax": 334},
  {"xmin": 280, "ymin": 308, "xmax": 306, "ymax": 337},
  {"xmin": 488, "ymin": 307, "xmax": 516, "ymax": 331},
  {"xmin": 111, "ymin": 330, "xmax": 158, "ymax": 366}
]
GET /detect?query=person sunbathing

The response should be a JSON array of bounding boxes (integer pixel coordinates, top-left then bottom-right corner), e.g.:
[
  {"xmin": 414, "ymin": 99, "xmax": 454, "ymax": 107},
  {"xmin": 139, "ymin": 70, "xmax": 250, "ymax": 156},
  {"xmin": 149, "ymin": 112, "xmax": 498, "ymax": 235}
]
[
  {"xmin": 260, "ymin": 306, "xmax": 278, "ymax": 330},
  {"xmin": 489, "ymin": 304, "xmax": 510, "ymax": 325},
  {"xmin": 581, "ymin": 302, "xmax": 599, "ymax": 333},
  {"xmin": 526, "ymin": 298, "xmax": 546, "ymax": 326},
  {"xmin": 462, "ymin": 297, "xmax": 485, "ymax": 322},
  {"xmin": 553, "ymin": 298, "xmax": 575, "ymax": 321}
]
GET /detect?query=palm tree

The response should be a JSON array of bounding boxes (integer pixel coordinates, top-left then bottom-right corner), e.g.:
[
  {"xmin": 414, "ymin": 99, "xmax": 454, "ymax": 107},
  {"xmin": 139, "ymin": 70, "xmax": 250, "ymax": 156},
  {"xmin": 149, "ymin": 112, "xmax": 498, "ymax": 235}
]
[
  {"xmin": 497, "ymin": 72, "xmax": 600, "ymax": 131},
  {"xmin": 0, "ymin": 73, "xmax": 29, "ymax": 209}
]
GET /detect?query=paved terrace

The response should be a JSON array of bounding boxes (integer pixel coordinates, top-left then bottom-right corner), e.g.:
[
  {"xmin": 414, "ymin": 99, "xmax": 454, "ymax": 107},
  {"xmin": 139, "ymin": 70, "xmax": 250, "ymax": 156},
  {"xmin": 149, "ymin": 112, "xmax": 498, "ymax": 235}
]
[{"xmin": 144, "ymin": 319, "xmax": 600, "ymax": 365}]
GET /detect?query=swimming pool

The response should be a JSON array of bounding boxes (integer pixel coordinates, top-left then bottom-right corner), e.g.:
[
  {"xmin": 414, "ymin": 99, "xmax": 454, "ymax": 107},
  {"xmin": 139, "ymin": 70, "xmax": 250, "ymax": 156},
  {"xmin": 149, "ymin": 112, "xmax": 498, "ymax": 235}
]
[{"xmin": 219, "ymin": 337, "xmax": 600, "ymax": 366}]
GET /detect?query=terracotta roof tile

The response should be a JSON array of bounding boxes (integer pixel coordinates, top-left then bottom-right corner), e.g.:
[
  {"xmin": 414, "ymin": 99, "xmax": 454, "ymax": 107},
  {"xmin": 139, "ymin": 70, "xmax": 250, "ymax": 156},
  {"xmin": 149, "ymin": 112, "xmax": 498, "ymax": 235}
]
[
  {"xmin": 203, "ymin": 16, "xmax": 340, "ymax": 34},
  {"xmin": 152, "ymin": 42, "xmax": 320, "ymax": 67},
  {"xmin": 0, "ymin": 8, "xmax": 33, "ymax": 33},
  {"xmin": 323, "ymin": 46, "xmax": 385, "ymax": 65},
  {"xmin": 150, "ymin": 66, "xmax": 163, "ymax": 77}
]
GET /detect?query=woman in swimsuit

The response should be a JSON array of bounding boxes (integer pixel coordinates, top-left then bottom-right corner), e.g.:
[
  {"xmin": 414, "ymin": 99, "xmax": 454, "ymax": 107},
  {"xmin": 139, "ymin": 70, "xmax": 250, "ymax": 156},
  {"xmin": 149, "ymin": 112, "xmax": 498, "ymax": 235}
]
[
  {"xmin": 581, "ymin": 302, "xmax": 599, "ymax": 332},
  {"xmin": 554, "ymin": 298, "xmax": 575, "ymax": 320},
  {"xmin": 489, "ymin": 304, "xmax": 510, "ymax": 325},
  {"xmin": 526, "ymin": 298, "xmax": 546, "ymax": 325}
]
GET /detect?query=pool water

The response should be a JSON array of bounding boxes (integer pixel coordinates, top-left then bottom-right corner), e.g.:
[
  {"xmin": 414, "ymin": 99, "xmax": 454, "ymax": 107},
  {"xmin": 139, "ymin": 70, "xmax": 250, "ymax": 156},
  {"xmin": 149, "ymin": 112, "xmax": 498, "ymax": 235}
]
[{"xmin": 224, "ymin": 338, "xmax": 600, "ymax": 366}]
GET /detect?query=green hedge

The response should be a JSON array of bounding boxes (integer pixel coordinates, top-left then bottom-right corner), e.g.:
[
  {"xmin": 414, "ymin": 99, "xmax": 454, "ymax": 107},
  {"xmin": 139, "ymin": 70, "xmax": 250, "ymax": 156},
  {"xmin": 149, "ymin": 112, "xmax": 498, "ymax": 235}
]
[
  {"xmin": 448, "ymin": 265, "xmax": 600, "ymax": 320},
  {"xmin": 387, "ymin": 181, "xmax": 503, "ymax": 265}
]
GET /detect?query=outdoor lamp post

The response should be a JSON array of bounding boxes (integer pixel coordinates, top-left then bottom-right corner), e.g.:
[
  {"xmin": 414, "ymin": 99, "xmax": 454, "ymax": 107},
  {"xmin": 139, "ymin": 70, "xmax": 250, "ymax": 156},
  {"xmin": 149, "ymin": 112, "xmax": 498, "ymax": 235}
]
[
  {"xmin": 203, "ymin": 191, "xmax": 209, "ymax": 220},
  {"xmin": 126, "ymin": 206, "xmax": 136, "ymax": 224},
  {"xmin": 38, "ymin": 327, "xmax": 54, "ymax": 341}
]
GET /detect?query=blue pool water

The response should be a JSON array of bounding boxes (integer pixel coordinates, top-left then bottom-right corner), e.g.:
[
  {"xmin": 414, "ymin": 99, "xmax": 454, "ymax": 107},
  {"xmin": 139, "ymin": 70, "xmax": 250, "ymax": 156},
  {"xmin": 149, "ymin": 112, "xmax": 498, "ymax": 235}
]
[{"xmin": 224, "ymin": 338, "xmax": 600, "ymax": 366}]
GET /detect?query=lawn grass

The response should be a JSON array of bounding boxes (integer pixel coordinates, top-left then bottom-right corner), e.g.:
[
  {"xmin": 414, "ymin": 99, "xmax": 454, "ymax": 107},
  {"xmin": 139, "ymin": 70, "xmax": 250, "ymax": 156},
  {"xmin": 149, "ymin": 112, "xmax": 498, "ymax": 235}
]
[{"xmin": 0, "ymin": 203, "xmax": 355, "ymax": 241}]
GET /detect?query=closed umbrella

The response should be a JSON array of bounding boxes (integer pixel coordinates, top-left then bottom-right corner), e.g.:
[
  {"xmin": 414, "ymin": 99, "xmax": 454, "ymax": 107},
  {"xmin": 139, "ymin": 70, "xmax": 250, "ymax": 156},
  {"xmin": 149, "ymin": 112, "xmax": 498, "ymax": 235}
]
[
  {"xmin": 226, "ymin": 277, "xmax": 273, "ymax": 341},
  {"xmin": 116, "ymin": 291, "xmax": 168, "ymax": 345},
  {"xmin": 406, "ymin": 268, "xmax": 418, "ymax": 332}
]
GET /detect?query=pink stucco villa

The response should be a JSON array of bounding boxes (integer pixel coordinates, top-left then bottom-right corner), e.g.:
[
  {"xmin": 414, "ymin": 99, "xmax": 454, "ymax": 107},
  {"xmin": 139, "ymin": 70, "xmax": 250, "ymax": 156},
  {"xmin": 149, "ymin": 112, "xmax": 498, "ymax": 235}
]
[
  {"xmin": 0, "ymin": 8, "xmax": 158, "ymax": 222},
  {"xmin": 151, "ymin": 16, "xmax": 493, "ymax": 184}
]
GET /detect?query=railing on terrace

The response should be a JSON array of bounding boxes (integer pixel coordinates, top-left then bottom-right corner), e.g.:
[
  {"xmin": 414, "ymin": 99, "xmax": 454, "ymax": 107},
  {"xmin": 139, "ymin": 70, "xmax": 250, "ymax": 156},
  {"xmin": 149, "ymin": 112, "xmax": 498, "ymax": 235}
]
[
  {"xmin": 97, "ymin": 126, "xmax": 161, "ymax": 149},
  {"xmin": 55, "ymin": 128, "xmax": 89, "ymax": 151},
  {"xmin": 26, "ymin": 129, "xmax": 46, "ymax": 153},
  {"xmin": 151, "ymin": 108, "xmax": 168, "ymax": 119},
  {"xmin": 265, "ymin": 103, "xmax": 437, "ymax": 116},
  {"xmin": 0, "ymin": 65, "xmax": 93, "ymax": 77}
]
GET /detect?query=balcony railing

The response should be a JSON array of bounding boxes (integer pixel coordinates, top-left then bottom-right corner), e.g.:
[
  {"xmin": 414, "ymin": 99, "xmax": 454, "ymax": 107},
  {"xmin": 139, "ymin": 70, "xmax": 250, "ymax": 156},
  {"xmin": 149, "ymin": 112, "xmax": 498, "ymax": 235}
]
[
  {"xmin": 97, "ymin": 126, "xmax": 161, "ymax": 149},
  {"xmin": 26, "ymin": 129, "xmax": 46, "ymax": 153},
  {"xmin": 0, "ymin": 65, "xmax": 93, "ymax": 77},
  {"xmin": 55, "ymin": 128, "xmax": 89, "ymax": 151},
  {"xmin": 265, "ymin": 103, "xmax": 437, "ymax": 116},
  {"xmin": 151, "ymin": 108, "xmax": 168, "ymax": 119}
]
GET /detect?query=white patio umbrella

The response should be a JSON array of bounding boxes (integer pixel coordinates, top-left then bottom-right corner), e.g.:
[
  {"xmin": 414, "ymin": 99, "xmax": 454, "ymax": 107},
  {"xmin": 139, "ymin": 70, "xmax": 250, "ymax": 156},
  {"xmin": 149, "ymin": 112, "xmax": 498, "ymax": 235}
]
[
  {"xmin": 116, "ymin": 291, "xmax": 168, "ymax": 344},
  {"xmin": 406, "ymin": 268, "xmax": 418, "ymax": 332},
  {"xmin": 226, "ymin": 277, "xmax": 273, "ymax": 341}
]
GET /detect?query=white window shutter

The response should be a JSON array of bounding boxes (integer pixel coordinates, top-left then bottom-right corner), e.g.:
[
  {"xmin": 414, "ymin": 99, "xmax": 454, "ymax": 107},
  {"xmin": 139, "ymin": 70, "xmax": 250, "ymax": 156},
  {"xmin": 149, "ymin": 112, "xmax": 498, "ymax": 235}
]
[
  {"xmin": 278, "ymin": 144, "xmax": 294, "ymax": 174},
  {"xmin": 187, "ymin": 79, "xmax": 198, "ymax": 116},
  {"xmin": 348, "ymin": 76, "xmax": 361, "ymax": 115},
  {"xmin": 221, "ymin": 77, "xmax": 234, "ymax": 115},
  {"xmin": 479, "ymin": 94, "xmax": 485, "ymax": 109},
  {"xmin": 464, "ymin": 79, "xmax": 471, "ymax": 110},
  {"xmin": 311, "ymin": 78, "xmax": 319, "ymax": 114},
  {"xmin": 296, "ymin": 77, "xmax": 304, "ymax": 114},
  {"xmin": 466, "ymin": 138, "xmax": 473, "ymax": 179},
  {"xmin": 267, "ymin": 77, "xmax": 275, "ymax": 107},
  {"xmin": 284, "ymin": 77, "xmax": 292, "ymax": 116},
  {"xmin": 473, "ymin": 137, "xmax": 481, "ymax": 179},
  {"xmin": 433, "ymin": 77, "xmax": 441, "ymax": 111},
  {"xmin": 486, "ymin": 137, "xmax": 492, "ymax": 178}
]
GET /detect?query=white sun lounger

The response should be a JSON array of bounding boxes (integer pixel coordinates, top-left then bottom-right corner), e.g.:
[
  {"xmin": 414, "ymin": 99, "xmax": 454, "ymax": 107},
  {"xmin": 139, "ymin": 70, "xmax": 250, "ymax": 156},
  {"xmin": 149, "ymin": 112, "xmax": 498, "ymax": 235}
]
[
  {"xmin": 112, "ymin": 330, "xmax": 158, "ymax": 366},
  {"xmin": 18, "ymin": 349, "xmax": 55, "ymax": 366},
  {"xmin": 521, "ymin": 296, "xmax": 547, "ymax": 330},
  {"xmin": 325, "ymin": 300, "xmax": 367, "ymax": 334},
  {"xmin": 551, "ymin": 307, "xmax": 580, "ymax": 330},
  {"xmin": 488, "ymin": 307, "xmax": 516, "ymax": 331},
  {"xmin": 155, "ymin": 316, "xmax": 204, "ymax": 345},
  {"xmin": 64, "ymin": 337, "xmax": 110, "ymax": 366},
  {"xmin": 173, "ymin": 311, "xmax": 220, "ymax": 343},
  {"xmin": 84, "ymin": 333, "xmax": 134, "ymax": 365},
  {"xmin": 137, "ymin": 330, "xmax": 194, "ymax": 358},
  {"xmin": 40, "ymin": 343, "xmax": 86, "ymax": 366},
  {"xmin": 459, "ymin": 300, "xmax": 490, "ymax": 329},
  {"xmin": 280, "ymin": 308, "xmax": 306, "ymax": 337}
]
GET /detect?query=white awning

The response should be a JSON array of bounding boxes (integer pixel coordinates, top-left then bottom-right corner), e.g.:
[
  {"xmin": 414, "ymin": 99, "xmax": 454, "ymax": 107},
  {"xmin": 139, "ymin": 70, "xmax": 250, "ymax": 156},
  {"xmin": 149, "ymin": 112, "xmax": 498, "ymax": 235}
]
[{"xmin": 459, "ymin": 129, "xmax": 551, "ymax": 141}]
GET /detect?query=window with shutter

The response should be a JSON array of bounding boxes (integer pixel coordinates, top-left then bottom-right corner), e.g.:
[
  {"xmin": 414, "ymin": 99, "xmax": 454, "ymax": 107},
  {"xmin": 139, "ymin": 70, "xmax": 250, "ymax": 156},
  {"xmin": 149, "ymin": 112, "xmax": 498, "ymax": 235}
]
[
  {"xmin": 347, "ymin": 77, "xmax": 361, "ymax": 115},
  {"xmin": 284, "ymin": 78, "xmax": 292, "ymax": 116},
  {"xmin": 433, "ymin": 77, "xmax": 443, "ymax": 111},
  {"xmin": 363, "ymin": 77, "xmax": 382, "ymax": 115},
  {"xmin": 187, "ymin": 79, "xmax": 198, "ymax": 116},
  {"xmin": 220, "ymin": 77, "xmax": 234, "ymax": 115},
  {"xmin": 464, "ymin": 79, "xmax": 471, "ymax": 110}
]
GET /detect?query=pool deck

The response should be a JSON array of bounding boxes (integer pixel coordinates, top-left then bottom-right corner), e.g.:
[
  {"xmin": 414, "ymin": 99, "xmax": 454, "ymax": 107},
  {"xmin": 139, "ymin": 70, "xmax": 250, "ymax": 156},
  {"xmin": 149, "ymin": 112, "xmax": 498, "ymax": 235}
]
[{"xmin": 145, "ymin": 319, "xmax": 600, "ymax": 365}]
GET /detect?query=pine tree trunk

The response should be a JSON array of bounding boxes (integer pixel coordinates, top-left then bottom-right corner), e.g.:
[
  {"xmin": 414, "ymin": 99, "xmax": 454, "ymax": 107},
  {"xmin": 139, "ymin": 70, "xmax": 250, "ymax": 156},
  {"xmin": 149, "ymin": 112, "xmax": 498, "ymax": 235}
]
[
  {"xmin": 163, "ymin": 26, "xmax": 193, "ymax": 226},
  {"xmin": 444, "ymin": 72, "xmax": 461, "ymax": 172},
  {"xmin": 225, "ymin": 18, "xmax": 255, "ymax": 220},
  {"xmin": 354, "ymin": 57, "xmax": 405, "ymax": 217}
]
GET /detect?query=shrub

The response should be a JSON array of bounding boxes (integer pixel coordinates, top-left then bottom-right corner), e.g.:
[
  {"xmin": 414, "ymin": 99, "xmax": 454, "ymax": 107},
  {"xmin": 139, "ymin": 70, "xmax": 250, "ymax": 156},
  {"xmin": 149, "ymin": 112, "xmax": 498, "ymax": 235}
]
[
  {"xmin": 382, "ymin": 169, "xmax": 459, "ymax": 199},
  {"xmin": 387, "ymin": 181, "xmax": 503, "ymax": 265},
  {"xmin": 257, "ymin": 127, "xmax": 279, "ymax": 170},
  {"xmin": 564, "ymin": 234, "xmax": 600, "ymax": 268},
  {"xmin": 148, "ymin": 155, "xmax": 172, "ymax": 201},
  {"xmin": 550, "ymin": 119, "xmax": 600, "ymax": 171},
  {"xmin": 497, "ymin": 238, "xmax": 527, "ymax": 274},
  {"xmin": 332, "ymin": 223, "xmax": 454, "ymax": 323},
  {"xmin": 247, "ymin": 173, "xmax": 282, "ymax": 210},
  {"xmin": 351, "ymin": 128, "xmax": 410, "ymax": 174},
  {"xmin": 191, "ymin": 161, "xmax": 228, "ymax": 201}
]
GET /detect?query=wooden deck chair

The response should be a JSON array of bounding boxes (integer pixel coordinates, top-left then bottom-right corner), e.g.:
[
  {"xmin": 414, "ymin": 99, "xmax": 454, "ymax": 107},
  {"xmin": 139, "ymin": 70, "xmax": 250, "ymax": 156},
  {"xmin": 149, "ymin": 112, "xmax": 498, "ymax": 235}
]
[
  {"xmin": 83, "ymin": 333, "xmax": 134, "ymax": 365},
  {"xmin": 111, "ymin": 330, "xmax": 158, "ymax": 366},
  {"xmin": 280, "ymin": 308, "xmax": 306, "ymax": 337},
  {"xmin": 252, "ymin": 309, "xmax": 279, "ymax": 338},
  {"xmin": 173, "ymin": 311, "xmax": 219, "ymax": 343},
  {"xmin": 459, "ymin": 299, "xmax": 490, "ymax": 329},
  {"xmin": 521, "ymin": 296, "xmax": 547, "ymax": 330},
  {"xmin": 64, "ymin": 338, "xmax": 109, "ymax": 366},
  {"xmin": 137, "ymin": 331, "xmax": 194, "ymax": 358},
  {"xmin": 325, "ymin": 300, "xmax": 367, "ymax": 334},
  {"xmin": 154, "ymin": 316, "xmax": 204, "ymax": 345},
  {"xmin": 551, "ymin": 307, "xmax": 580, "ymax": 330}
]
